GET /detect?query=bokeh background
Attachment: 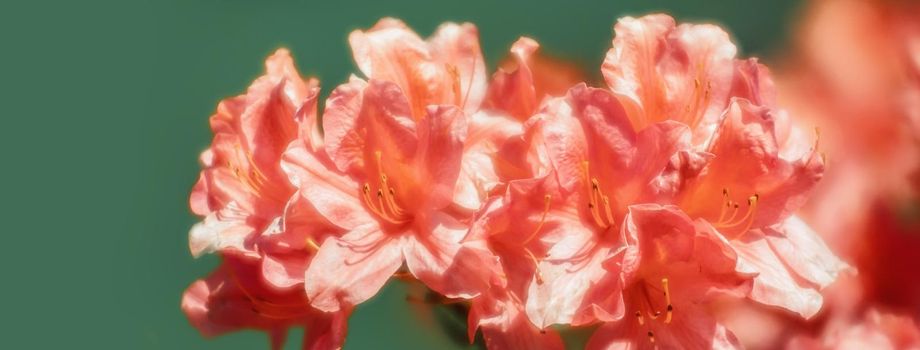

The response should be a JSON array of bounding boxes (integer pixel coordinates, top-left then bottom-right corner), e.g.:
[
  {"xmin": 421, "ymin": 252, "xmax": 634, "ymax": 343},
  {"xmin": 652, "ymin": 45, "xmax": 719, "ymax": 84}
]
[{"xmin": 2, "ymin": 0, "xmax": 801, "ymax": 348}]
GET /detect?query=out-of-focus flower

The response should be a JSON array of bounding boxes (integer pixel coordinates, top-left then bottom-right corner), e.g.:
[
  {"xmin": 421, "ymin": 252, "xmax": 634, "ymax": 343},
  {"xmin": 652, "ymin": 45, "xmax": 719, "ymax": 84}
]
[
  {"xmin": 786, "ymin": 309, "xmax": 920, "ymax": 350},
  {"xmin": 184, "ymin": 49, "xmax": 348, "ymax": 349},
  {"xmin": 778, "ymin": 0, "xmax": 920, "ymax": 257},
  {"xmin": 182, "ymin": 253, "xmax": 349, "ymax": 350},
  {"xmin": 284, "ymin": 19, "xmax": 499, "ymax": 314}
]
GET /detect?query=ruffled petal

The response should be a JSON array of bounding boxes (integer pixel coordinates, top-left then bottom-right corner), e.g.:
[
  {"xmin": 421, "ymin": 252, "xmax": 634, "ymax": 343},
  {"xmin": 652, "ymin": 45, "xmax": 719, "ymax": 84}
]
[
  {"xmin": 304, "ymin": 224, "xmax": 403, "ymax": 312},
  {"xmin": 602, "ymin": 14, "xmax": 736, "ymax": 145},
  {"xmin": 403, "ymin": 212, "xmax": 496, "ymax": 300},
  {"xmin": 281, "ymin": 140, "xmax": 373, "ymax": 230},
  {"xmin": 733, "ymin": 230, "xmax": 824, "ymax": 318},
  {"xmin": 413, "ymin": 105, "xmax": 468, "ymax": 210}
]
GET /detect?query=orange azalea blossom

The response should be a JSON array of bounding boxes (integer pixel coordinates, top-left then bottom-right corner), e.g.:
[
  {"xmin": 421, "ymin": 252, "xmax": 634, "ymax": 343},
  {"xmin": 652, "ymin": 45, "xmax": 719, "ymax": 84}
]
[
  {"xmin": 601, "ymin": 14, "xmax": 846, "ymax": 318},
  {"xmin": 463, "ymin": 37, "xmax": 590, "ymax": 350},
  {"xmin": 183, "ymin": 49, "xmax": 348, "ymax": 349},
  {"xmin": 282, "ymin": 18, "xmax": 499, "ymax": 313},
  {"xmin": 182, "ymin": 253, "xmax": 349, "ymax": 350},
  {"xmin": 466, "ymin": 13, "xmax": 846, "ymax": 350}
]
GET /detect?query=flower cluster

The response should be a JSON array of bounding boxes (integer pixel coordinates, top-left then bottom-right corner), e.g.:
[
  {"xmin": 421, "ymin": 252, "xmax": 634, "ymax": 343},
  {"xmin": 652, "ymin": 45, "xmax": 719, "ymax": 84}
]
[{"xmin": 181, "ymin": 14, "xmax": 850, "ymax": 349}]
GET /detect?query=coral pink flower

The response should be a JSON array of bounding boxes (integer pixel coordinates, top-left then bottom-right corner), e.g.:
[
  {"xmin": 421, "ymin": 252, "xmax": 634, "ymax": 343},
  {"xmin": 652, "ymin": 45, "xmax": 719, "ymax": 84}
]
[
  {"xmin": 283, "ymin": 19, "xmax": 499, "ymax": 313},
  {"xmin": 184, "ymin": 49, "xmax": 348, "ymax": 349},
  {"xmin": 188, "ymin": 48, "xmax": 316, "ymax": 259},
  {"xmin": 587, "ymin": 204, "xmax": 752, "ymax": 349},
  {"xmin": 287, "ymin": 81, "xmax": 495, "ymax": 313},
  {"xmin": 602, "ymin": 14, "xmax": 737, "ymax": 148},
  {"xmin": 182, "ymin": 253, "xmax": 349, "ymax": 350},
  {"xmin": 602, "ymin": 14, "xmax": 846, "ymax": 319},
  {"xmin": 467, "ymin": 84, "xmax": 693, "ymax": 334},
  {"xmin": 459, "ymin": 37, "xmax": 587, "ymax": 210}
]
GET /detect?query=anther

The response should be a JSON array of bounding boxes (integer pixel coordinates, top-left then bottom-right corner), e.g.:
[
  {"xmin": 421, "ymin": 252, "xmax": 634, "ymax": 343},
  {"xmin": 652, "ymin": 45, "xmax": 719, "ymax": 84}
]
[
  {"xmin": 305, "ymin": 237, "xmax": 321, "ymax": 251},
  {"xmin": 635, "ymin": 311, "xmax": 645, "ymax": 325},
  {"xmin": 662, "ymin": 278, "xmax": 673, "ymax": 324},
  {"xmin": 648, "ymin": 331, "xmax": 656, "ymax": 344}
]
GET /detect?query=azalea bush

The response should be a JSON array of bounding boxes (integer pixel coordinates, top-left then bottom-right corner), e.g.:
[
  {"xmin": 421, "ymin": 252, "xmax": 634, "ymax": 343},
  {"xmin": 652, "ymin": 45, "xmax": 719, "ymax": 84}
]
[{"xmin": 181, "ymin": 6, "xmax": 920, "ymax": 350}]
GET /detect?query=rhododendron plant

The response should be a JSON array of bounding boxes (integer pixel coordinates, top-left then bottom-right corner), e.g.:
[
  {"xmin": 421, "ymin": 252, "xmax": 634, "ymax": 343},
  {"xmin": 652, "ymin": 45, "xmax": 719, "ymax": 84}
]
[{"xmin": 181, "ymin": 13, "xmax": 855, "ymax": 350}]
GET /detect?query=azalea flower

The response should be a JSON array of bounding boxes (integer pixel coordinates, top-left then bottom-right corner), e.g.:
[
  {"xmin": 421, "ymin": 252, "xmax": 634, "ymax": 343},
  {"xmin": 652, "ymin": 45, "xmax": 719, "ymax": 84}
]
[
  {"xmin": 283, "ymin": 19, "xmax": 499, "ymax": 313},
  {"xmin": 182, "ymin": 253, "xmax": 348, "ymax": 350},
  {"xmin": 188, "ymin": 48, "xmax": 316, "ymax": 259},
  {"xmin": 184, "ymin": 49, "xmax": 348, "ymax": 349},
  {"xmin": 601, "ymin": 14, "xmax": 846, "ymax": 319},
  {"xmin": 586, "ymin": 205, "xmax": 752, "ymax": 349}
]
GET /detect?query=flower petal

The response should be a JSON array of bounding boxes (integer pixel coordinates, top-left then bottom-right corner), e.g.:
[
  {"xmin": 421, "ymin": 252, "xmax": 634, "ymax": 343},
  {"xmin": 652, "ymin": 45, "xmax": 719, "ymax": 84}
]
[
  {"xmin": 304, "ymin": 224, "xmax": 403, "ymax": 312},
  {"xmin": 403, "ymin": 212, "xmax": 496, "ymax": 300},
  {"xmin": 413, "ymin": 105, "xmax": 468, "ymax": 209}
]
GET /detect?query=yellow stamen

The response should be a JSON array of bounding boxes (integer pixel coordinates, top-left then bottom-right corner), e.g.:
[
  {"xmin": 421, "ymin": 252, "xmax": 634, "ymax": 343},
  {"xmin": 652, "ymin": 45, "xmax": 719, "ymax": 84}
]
[
  {"xmin": 363, "ymin": 151, "xmax": 410, "ymax": 224},
  {"xmin": 718, "ymin": 194, "xmax": 759, "ymax": 230},
  {"xmin": 602, "ymin": 195, "xmax": 616, "ymax": 227},
  {"xmin": 662, "ymin": 278, "xmax": 673, "ymax": 324},
  {"xmin": 717, "ymin": 188, "xmax": 731, "ymax": 222},
  {"xmin": 635, "ymin": 311, "xmax": 645, "ymax": 326},
  {"xmin": 305, "ymin": 237, "xmax": 320, "ymax": 251}
]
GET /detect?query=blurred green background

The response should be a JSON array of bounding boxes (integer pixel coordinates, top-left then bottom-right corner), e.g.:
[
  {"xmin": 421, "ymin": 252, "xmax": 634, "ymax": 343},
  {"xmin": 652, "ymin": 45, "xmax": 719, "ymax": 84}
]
[{"xmin": 1, "ymin": 0, "xmax": 798, "ymax": 348}]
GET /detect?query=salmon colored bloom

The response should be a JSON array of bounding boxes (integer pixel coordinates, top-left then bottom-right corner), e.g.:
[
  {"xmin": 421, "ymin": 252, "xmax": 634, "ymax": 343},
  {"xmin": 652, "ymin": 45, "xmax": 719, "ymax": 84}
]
[
  {"xmin": 182, "ymin": 253, "xmax": 349, "ymax": 350},
  {"xmin": 466, "ymin": 84, "xmax": 692, "ymax": 333},
  {"xmin": 602, "ymin": 14, "xmax": 846, "ymax": 319},
  {"xmin": 459, "ymin": 37, "xmax": 587, "ymax": 210},
  {"xmin": 602, "ymin": 14, "xmax": 736, "ymax": 148},
  {"xmin": 587, "ymin": 205, "xmax": 752, "ymax": 350},
  {"xmin": 283, "ymin": 19, "xmax": 500, "ymax": 313},
  {"xmin": 184, "ymin": 49, "xmax": 348, "ymax": 349},
  {"xmin": 188, "ymin": 48, "xmax": 316, "ymax": 259}
]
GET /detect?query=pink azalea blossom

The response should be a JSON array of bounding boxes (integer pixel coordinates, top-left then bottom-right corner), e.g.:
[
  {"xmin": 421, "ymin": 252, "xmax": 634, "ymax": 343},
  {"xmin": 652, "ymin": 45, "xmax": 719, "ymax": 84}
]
[
  {"xmin": 182, "ymin": 253, "xmax": 349, "ymax": 350},
  {"xmin": 184, "ymin": 49, "xmax": 348, "ymax": 349},
  {"xmin": 282, "ymin": 19, "xmax": 499, "ymax": 313},
  {"xmin": 601, "ymin": 14, "xmax": 846, "ymax": 319},
  {"xmin": 586, "ymin": 204, "xmax": 752, "ymax": 349},
  {"xmin": 188, "ymin": 48, "xmax": 316, "ymax": 259}
]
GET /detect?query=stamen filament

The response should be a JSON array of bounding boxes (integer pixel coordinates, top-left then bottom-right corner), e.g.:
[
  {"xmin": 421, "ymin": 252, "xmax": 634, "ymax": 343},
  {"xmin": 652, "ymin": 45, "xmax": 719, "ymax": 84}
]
[
  {"xmin": 523, "ymin": 195, "xmax": 552, "ymax": 244},
  {"xmin": 662, "ymin": 278, "xmax": 673, "ymax": 324},
  {"xmin": 525, "ymin": 248, "xmax": 544, "ymax": 285},
  {"xmin": 717, "ymin": 188, "xmax": 730, "ymax": 222},
  {"xmin": 305, "ymin": 237, "xmax": 320, "ymax": 251},
  {"xmin": 602, "ymin": 195, "xmax": 616, "ymax": 227}
]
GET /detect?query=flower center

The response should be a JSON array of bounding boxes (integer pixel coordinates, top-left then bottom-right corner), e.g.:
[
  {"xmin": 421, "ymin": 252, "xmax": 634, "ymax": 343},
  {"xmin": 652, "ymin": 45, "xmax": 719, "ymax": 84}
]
[
  {"xmin": 581, "ymin": 161, "xmax": 617, "ymax": 229},
  {"xmin": 633, "ymin": 277, "xmax": 674, "ymax": 344},
  {"xmin": 361, "ymin": 151, "xmax": 412, "ymax": 225},
  {"xmin": 713, "ymin": 188, "xmax": 759, "ymax": 236}
]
